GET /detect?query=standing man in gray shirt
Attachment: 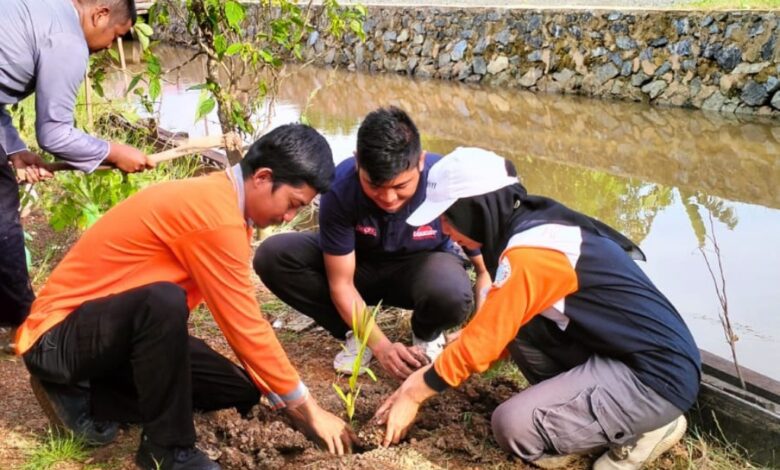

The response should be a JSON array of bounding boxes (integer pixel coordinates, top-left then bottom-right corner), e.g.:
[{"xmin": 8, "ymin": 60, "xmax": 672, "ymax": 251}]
[{"xmin": 1, "ymin": 0, "xmax": 152, "ymax": 329}]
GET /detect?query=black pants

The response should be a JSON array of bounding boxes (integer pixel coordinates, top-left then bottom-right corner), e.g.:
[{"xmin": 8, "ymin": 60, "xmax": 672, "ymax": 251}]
[
  {"xmin": 23, "ymin": 282, "xmax": 259, "ymax": 447},
  {"xmin": 254, "ymin": 232, "xmax": 474, "ymax": 341},
  {"xmin": 0, "ymin": 157, "xmax": 34, "ymax": 327}
]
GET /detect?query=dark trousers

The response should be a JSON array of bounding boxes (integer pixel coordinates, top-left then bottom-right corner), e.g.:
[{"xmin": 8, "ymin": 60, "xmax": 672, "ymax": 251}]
[
  {"xmin": 0, "ymin": 158, "xmax": 34, "ymax": 327},
  {"xmin": 254, "ymin": 231, "xmax": 474, "ymax": 341},
  {"xmin": 23, "ymin": 282, "xmax": 260, "ymax": 447}
]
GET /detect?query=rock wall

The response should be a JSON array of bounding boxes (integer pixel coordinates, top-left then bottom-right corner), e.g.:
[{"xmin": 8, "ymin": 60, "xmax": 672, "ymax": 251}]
[{"xmin": 156, "ymin": 5, "xmax": 780, "ymax": 116}]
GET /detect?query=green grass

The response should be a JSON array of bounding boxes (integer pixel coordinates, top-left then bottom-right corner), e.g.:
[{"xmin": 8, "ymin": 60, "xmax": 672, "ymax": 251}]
[
  {"xmin": 683, "ymin": 0, "xmax": 780, "ymax": 9},
  {"xmin": 480, "ymin": 358, "xmax": 529, "ymax": 388},
  {"xmin": 22, "ymin": 429, "xmax": 89, "ymax": 470}
]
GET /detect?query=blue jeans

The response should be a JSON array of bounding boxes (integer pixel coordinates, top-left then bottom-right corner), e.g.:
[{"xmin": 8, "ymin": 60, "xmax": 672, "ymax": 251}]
[{"xmin": 0, "ymin": 153, "xmax": 34, "ymax": 327}]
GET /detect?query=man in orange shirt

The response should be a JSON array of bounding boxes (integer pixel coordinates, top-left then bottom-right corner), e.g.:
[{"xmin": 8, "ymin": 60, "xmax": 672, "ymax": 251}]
[{"xmin": 16, "ymin": 124, "xmax": 355, "ymax": 470}]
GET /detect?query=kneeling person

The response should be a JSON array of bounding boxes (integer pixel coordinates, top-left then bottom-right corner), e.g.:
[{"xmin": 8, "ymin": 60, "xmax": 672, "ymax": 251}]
[
  {"xmin": 16, "ymin": 125, "xmax": 355, "ymax": 470},
  {"xmin": 377, "ymin": 148, "xmax": 701, "ymax": 470},
  {"xmin": 255, "ymin": 107, "xmax": 491, "ymax": 381}
]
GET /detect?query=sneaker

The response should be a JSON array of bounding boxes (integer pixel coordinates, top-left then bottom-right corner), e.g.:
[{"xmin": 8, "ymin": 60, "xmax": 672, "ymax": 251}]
[
  {"xmin": 29, "ymin": 376, "xmax": 118, "ymax": 446},
  {"xmin": 593, "ymin": 415, "xmax": 687, "ymax": 470},
  {"xmin": 412, "ymin": 332, "xmax": 446, "ymax": 362},
  {"xmin": 135, "ymin": 433, "xmax": 221, "ymax": 470},
  {"xmin": 333, "ymin": 331, "xmax": 373, "ymax": 374}
]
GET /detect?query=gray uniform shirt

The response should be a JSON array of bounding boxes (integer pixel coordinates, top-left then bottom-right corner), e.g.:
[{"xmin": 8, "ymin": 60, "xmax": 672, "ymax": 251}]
[{"xmin": 0, "ymin": 0, "xmax": 109, "ymax": 171}]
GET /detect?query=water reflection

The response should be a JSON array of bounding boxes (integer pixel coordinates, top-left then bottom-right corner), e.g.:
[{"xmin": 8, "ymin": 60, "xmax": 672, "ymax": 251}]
[{"xmin": 109, "ymin": 44, "xmax": 780, "ymax": 379}]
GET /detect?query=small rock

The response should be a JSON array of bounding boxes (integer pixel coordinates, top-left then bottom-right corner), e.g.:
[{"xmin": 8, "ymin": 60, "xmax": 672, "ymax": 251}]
[
  {"xmin": 383, "ymin": 31, "xmax": 397, "ymax": 42},
  {"xmin": 324, "ymin": 49, "xmax": 336, "ymax": 65},
  {"xmin": 673, "ymin": 39, "xmax": 693, "ymax": 57},
  {"xmin": 700, "ymin": 16, "xmax": 714, "ymax": 28},
  {"xmin": 731, "ymin": 62, "xmax": 770, "ymax": 75},
  {"xmin": 616, "ymin": 36, "xmax": 636, "ymax": 50},
  {"xmin": 749, "ymin": 23, "xmax": 764, "ymax": 38},
  {"xmin": 518, "ymin": 67, "xmax": 543, "ymax": 87},
  {"xmin": 621, "ymin": 61, "xmax": 633, "ymax": 76},
  {"xmin": 674, "ymin": 18, "xmax": 690, "ymax": 35},
  {"xmin": 703, "ymin": 91, "xmax": 726, "ymax": 111},
  {"xmin": 741, "ymin": 80, "xmax": 769, "ymax": 106},
  {"xmin": 413, "ymin": 34, "xmax": 424, "ymax": 45},
  {"xmin": 724, "ymin": 23, "xmax": 740, "ymax": 39},
  {"xmin": 720, "ymin": 73, "xmax": 740, "ymax": 93},
  {"xmin": 550, "ymin": 24, "xmax": 565, "ymax": 38},
  {"xmin": 703, "ymin": 41, "xmax": 722, "ymax": 59},
  {"xmin": 473, "ymin": 56, "xmax": 487, "ymax": 75},
  {"xmin": 474, "ymin": 36, "xmax": 489, "ymax": 54},
  {"xmin": 592, "ymin": 47, "xmax": 609, "ymax": 58},
  {"xmin": 553, "ymin": 68, "xmax": 575, "ymax": 84},
  {"xmin": 641, "ymin": 60, "xmax": 657, "ymax": 76},
  {"xmin": 596, "ymin": 63, "xmax": 620, "ymax": 85},
  {"xmin": 761, "ymin": 36, "xmax": 776, "ymax": 61},
  {"xmin": 487, "ymin": 55, "xmax": 509, "ymax": 74},
  {"xmin": 771, "ymin": 91, "xmax": 780, "ymax": 110},
  {"xmin": 631, "ymin": 71, "xmax": 651, "ymax": 87},
  {"xmin": 451, "ymin": 40, "xmax": 468, "ymax": 61},
  {"xmin": 682, "ymin": 59, "xmax": 696, "ymax": 72},
  {"xmin": 649, "ymin": 37, "xmax": 669, "ymax": 48},
  {"xmin": 607, "ymin": 11, "xmax": 623, "ymax": 21},
  {"xmin": 765, "ymin": 76, "xmax": 780, "ymax": 94},
  {"xmin": 716, "ymin": 46, "xmax": 741, "ymax": 72},
  {"xmin": 654, "ymin": 61, "xmax": 672, "ymax": 77},
  {"xmin": 495, "ymin": 28, "xmax": 511, "ymax": 46},
  {"xmin": 396, "ymin": 29, "xmax": 409, "ymax": 43},
  {"xmin": 437, "ymin": 52, "xmax": 451, "ymax": 67},
  {"xmin": 527, "ymin": 50, "xmax": 543, "ymax": 62},
  {"xmin": 641, "ymin": 80, "xmax": 668, "ymax": 99}
]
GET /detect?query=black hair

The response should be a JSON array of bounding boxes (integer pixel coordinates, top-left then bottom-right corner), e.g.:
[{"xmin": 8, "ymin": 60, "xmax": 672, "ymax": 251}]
[
  {"xmin": 355, "ymin": 106, "xmax": 422, "ymax": 184},
  {"xmin": 81, "ymin": 0, "xmax": 137, "ymax": 23},
  {"xmin": 240, "ymin": 124, "xmax": 335, "ymax": 194}
]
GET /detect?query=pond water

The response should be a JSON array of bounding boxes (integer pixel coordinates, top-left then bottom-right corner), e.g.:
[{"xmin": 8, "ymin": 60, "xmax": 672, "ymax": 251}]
[{"xmin": 109, "ymin": 44, "xmax": 780, "ymax": 380}]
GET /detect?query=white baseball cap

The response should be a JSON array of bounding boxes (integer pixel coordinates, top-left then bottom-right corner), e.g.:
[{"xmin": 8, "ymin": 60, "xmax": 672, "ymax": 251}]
[{"xmin": 407, "ymin": 147, "xmax": 518, "ymax": 227}]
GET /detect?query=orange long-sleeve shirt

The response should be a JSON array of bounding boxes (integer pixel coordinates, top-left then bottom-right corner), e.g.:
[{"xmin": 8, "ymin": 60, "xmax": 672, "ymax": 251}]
[
  {"xmin": 16, "ymin": 170, "xmax": 306, "ymax": 404},
  {"xmin": 434, "ymin": 246, "xmax": 578, "ymax": 387}
]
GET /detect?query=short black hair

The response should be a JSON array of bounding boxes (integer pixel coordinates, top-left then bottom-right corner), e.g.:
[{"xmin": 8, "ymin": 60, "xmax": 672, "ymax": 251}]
[
  {"xmin": 355, "ymin": 106, "xmax": 421, "ymax": 184},
  {"xmin": 240, "ymin": 124, "xmax": 335, "ymax": 194},
  {"xmin": 82, "ymin": 0, "xmax": 137, "ymax": 23}
]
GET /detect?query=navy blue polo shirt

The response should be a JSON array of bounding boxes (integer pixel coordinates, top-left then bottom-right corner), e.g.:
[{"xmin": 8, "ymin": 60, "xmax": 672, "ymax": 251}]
[{"xmin": 319, "ymin": 154, "xmax": 477, "ymax": 260}]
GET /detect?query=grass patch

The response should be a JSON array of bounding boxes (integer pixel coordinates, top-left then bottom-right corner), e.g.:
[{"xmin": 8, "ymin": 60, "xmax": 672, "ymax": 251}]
[
  {"xmin": 673, "ymin": 425, "xmax": 756, "ymax": 469},
  {"xmin": 22, "ymin": 429, "xmax": 89, "ymax": 470},
  {"xmin": 481, "ymin": 358, "xmax": 529, "ymax": 388},
  {"xmin": 683, "ymin": 0, "xmax": 780, "ymax": 9}
]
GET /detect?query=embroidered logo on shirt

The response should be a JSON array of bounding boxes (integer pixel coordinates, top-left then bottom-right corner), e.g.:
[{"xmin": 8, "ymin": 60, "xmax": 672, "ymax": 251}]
[
  {"xmin": 355, "ymin": 225, "xmax": 377, "ymax": 237},
  {"xmin": 493, "ymin": 256, "xmax": 512, "ymax": 288},
  {"xmin": 412, "ymin": 225, "xmax": 438, "ymax": 240}
]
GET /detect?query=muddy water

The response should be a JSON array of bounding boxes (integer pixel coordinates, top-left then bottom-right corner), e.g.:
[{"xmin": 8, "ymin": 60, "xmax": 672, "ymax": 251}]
[{"xmin": 110, "ymin": 44, "xmax": 780, "ymax": 380}]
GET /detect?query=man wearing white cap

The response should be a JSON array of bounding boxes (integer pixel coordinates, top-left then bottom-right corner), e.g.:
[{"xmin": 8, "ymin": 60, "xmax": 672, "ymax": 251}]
[{"xmin": 375, "ymin": 148, "xmax": 701, "ymax": 469}]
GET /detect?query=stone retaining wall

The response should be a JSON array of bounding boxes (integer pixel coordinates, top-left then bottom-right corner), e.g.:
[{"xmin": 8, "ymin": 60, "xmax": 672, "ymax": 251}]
[{"xmin": 156, "ymin": 5, "xmax": 780, "ymax": 116}]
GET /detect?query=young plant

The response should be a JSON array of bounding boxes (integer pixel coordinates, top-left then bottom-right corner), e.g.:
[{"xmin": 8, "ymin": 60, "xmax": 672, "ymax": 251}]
[{"xmin": 332, "ymin": 302, "xmax": 380, "ymax": 422}]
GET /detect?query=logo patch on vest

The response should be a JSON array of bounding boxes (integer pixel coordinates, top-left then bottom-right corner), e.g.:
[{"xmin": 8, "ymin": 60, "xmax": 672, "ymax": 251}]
[
  {"xmin": 355, "ymin": 225, "xmax": 377, "ymax": 237},
  {"xmin": 493, "ymin": 256, "xmax": 512, "ymax": 288},
  {"xmin": 412, "ymin": 225, "xmax": 438, "ymax": 240}
]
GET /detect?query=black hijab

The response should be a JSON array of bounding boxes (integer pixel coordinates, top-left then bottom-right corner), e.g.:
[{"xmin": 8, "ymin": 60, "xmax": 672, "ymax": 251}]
[{"xmin": 444, "ymin": 160, "xmax": 645, "ymax": 277}]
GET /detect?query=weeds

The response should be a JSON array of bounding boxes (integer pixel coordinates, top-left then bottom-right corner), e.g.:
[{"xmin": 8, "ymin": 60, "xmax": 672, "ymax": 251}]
[
  {"xmin": 22, "ymin": 429, "xmax": 88, "ymax": 470},
  {"xmin": 333, "ymin": 303, "xmax": 380, "ymax": 423}
]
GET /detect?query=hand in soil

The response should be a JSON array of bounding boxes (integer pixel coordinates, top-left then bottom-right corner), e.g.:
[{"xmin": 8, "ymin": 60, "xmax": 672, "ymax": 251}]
[
  {"xmin": 284, "ymin": 394, "xmax": 357, "ymax": 455},
  {"xmin": 374, "ymin": 365, "xmax": 437, "ymax": 447},
  {"xmin": 374, "ymin": 341, "xmax": 430, "ymax": 380}
]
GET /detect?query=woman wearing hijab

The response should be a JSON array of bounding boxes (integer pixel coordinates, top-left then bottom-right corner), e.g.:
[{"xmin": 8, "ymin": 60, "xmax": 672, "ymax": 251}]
[{"xmin": 374, "ymin": 148, "xmax": 701, "ymax": 470}]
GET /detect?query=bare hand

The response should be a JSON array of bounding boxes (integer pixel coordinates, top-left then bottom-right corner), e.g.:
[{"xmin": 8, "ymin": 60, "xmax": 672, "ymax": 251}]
[
  {"xmin": 9, "ymin": 150, "xmax": 53, "ymax": 184},
  {"xmin": 374, "ymin": 366, "xmax": 435, "ymax": 447},
  {"xmin": 284, "ymin": 395, "xmax": 356, "ymax": 455},
  {"xmin": 106, "ymin": 142, "xmax": 154, "ymax": 173},
  {"xmin": 374, "ymin": 342, "xmax": 430, "ymax": 380}
]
